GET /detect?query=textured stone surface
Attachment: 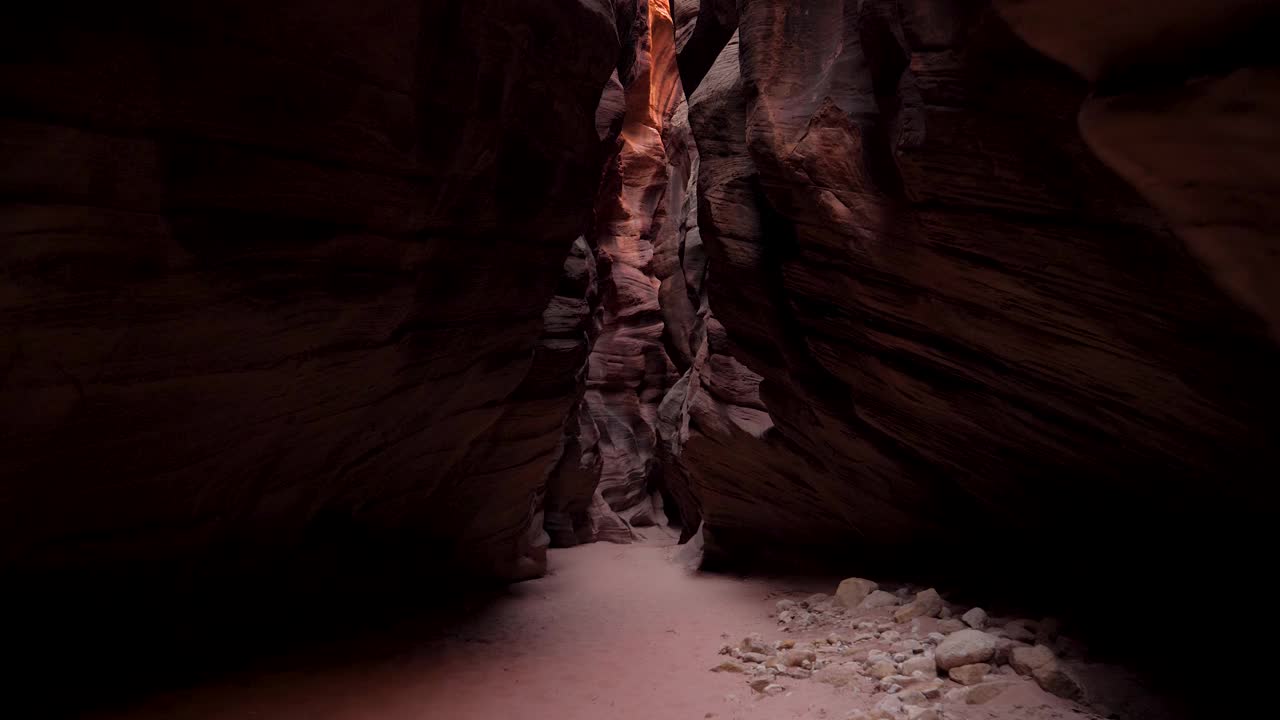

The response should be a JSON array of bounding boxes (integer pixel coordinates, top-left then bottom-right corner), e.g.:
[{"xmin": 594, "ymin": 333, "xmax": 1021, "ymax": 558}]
[
  {"xmin": 836, "ymin": 577, "xmax": 880, "ymax": 607},
  {"xmin": 997, "ymin": 0, "xmax": 1280, "ymax": 341},
  {"xmin": 0, "ymin": 0, "xmax": 635, "ymax": 585},
  {"xmin": 936, "ymin": 629, "xmax": 998, "ymax": 670},
  {"xmin": 568, "ymin": 0, "xmax": 690, "ymax": 542},
  {"xmin": 679, "ymin": 0, "xmax": 1280, "ymax": 606}
]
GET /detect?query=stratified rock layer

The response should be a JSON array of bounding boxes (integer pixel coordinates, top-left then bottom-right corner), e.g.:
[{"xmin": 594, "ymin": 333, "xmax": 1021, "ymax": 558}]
[
  {"xmin": 0, "ymin": 0, "xmax": 635, "ymax": 584},
  {"xmin": 680, "ymin": 0, "xmax": 1280, "ymax": 592},
  {"xmin": 566, "ymin": 0, "xmax": 691, "ymax": 542}
]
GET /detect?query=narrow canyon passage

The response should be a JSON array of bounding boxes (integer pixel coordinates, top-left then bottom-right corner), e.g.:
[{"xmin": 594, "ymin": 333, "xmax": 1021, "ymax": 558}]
[{"xmin": 3, "ymin": 1, "xmax": 1278, "ymax": 718}]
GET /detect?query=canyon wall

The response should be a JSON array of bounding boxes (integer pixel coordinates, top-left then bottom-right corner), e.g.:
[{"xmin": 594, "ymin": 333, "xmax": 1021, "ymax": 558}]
[
  {"xmin": 0, "ymin": 0, "xmax": 639, "ymax": 588},
  {"xmin": 3, "ymin": 0, "xmax": 1277, "ymax": 617},
  {"xmin": 673, "ymin": 0, "xmax": 1280, "ymax": 601}
]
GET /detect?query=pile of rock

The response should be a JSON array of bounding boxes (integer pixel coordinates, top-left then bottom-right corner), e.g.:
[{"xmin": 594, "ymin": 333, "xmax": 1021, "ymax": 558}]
[{"xmin": 717, "ymin": 578, "xmax": 1097, "ymax": 719}]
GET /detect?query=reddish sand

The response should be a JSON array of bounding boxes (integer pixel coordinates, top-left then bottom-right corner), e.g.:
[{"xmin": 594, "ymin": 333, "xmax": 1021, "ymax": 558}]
[
  {"xmin": 103, "ymin": 543, "xmax": 847, "ymax": 719},
  {"xmin": 102, "ymin": 543, "xmax": 1140, "ymax": 720}
]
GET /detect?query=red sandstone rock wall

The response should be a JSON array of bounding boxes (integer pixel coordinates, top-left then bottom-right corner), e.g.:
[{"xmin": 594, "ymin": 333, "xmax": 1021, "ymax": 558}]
[
  {"xmin": 675, "ymin": 0, "xmax": 1280, "ymax": 581},
  {"xmin": 555, "ymin": 0, "xmax": 694, "ymax": 544},
  {"xmin": 3, "ymin": 0, "xmax": 1277, "ymax": 603},
  {"xmin": 0, "ymin": 0, "xmax": 635, "ymax": 583}
]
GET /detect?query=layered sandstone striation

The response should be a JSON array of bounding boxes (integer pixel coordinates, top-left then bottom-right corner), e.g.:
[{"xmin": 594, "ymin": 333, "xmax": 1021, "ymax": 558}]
[
  {"xmin": 996, "ymin": 0, "xmax": 1280, "ymax": 340},
  {"xmin": 675, "ymin": 0, "xmax": 1280, "ymax": 591},
  {"xmin": 3, "ymin": 0, "xmax": 1278, "ymax": 630},
  {"xmin": 0, "ymin": 0, "xmax": 638, "ymax": 587},
  {"xmin": 552, "ymin": 0, "xmax": 694, "ymax": 544}
]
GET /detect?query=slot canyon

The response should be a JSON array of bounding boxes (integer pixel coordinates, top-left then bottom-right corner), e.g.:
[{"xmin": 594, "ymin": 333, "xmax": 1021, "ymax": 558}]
[{"xmin": 2, "ymin": 1, "xmax": 1277, "ymax": 718}]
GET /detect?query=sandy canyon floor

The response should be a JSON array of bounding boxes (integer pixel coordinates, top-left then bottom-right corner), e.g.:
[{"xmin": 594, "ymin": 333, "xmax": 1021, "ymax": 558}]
[{"xmin": 100, "ymin": 542, "xmax": 1173, "ymax": 720}]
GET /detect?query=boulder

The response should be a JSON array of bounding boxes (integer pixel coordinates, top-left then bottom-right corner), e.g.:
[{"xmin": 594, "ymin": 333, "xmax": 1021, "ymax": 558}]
[
  {"xmin": 947, "ymin": 662, "xmax": 991, "ymax": 686},
  {"xmin": 935, "ymin": 629, "xmax": 997, "ymax": 670},
  {"xmin": 900, "ymin": 653, "xmax": 936, "ymax": 677},
  {"xmin": 836, "ymin": 578, "xmax": 880, "ymax": 607},
  {"xmin": 868, "ymin": 660, "xmax": 898, "ymax": 679},
  {"xmin": 965, "ymin": 681, "xmax": 1014, "ymax": 705},
  {"xmin": 894, "ymin": 589, "xmax": 945, "ymax": 623},
  {"xmin": 905, "ymin": 706, "xmax": 939, "ymax": 720},
  {"xmin": 872, "ymin": 696, "xmax": 903, "ymax": 719},
  {"xmin": 899, "ymin": 688, "xmax": 927, "ymax": 705},
  {"xmin": 1008, "ymin": 644, "xmax": 1056, "ymax": 676},
  {"xmin": 960, "ymin": 607, "xmax": 988, "ymax": 629},
  {"xmin": 936, "ymin": 619, "xmax": 966, "ymax": 634},
  {"xmin": 1032, "ymin": 660, "xmax": 1084, "ymax": 700},
  {"xmin": 860, "ymin": 590, "xmax": 901, "ymax": 609}
]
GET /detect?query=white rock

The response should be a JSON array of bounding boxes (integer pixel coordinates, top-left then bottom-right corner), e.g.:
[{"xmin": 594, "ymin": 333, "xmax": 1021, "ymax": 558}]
[
  {"xmin": 776, "ymin": 599, "xmax": 798, "ymax": 613},
  {"xmin": 935, "ymin": 629, "xmax": 998, "ymax": 670},
  {"xmin": 881, "ymin": 630, "xmax": 902, "ymax": 642},
  {"xmin": 961, "ymin": 607, "xmax": 988, "ymax": 629},
  {"xmin": 926, "ymin": 632, "xmax": 946, "ymax": 644}
]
